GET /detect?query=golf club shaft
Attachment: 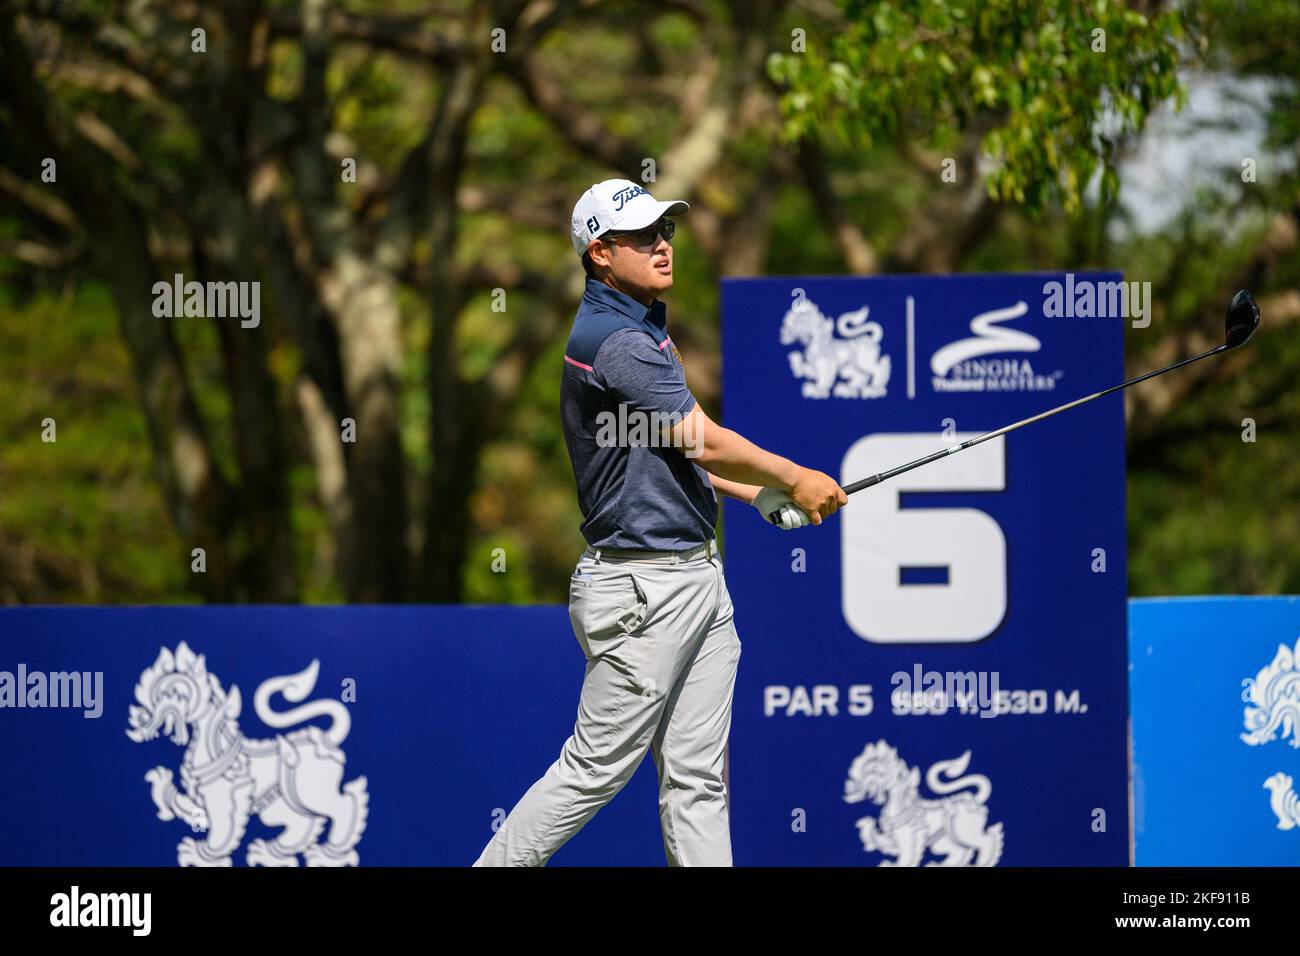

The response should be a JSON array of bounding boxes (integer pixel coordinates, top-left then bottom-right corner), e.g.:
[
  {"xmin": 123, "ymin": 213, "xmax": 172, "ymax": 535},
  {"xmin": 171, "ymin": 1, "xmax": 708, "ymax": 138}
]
[{"xmin": 842, "ymin": 342, "xmax": 1229, "ymax": 495}]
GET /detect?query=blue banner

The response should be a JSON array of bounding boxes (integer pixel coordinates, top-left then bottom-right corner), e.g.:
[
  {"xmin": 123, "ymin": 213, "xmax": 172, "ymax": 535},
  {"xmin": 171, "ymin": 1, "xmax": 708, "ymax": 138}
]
[
  {"xmin": 720, "ymin": 273, "xmax": 1129, "ymax": 865},
  {"xmin": 0, "ymin": 271, "xmax": 1137, "ymax": 867},
  {"xmin": 1131, "ymin": 595, "xmax": 1300, "ymax": 865},
  {"xmin": 0, "ymin": 606, "xmax": 668, "ymax": 866}
]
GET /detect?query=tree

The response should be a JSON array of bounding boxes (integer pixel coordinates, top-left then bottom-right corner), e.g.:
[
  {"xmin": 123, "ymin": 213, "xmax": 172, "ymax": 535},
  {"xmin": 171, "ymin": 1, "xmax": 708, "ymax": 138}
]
[{"xmin": 0, "ymin": 0, "xmax": 1295, "ymax": 603}]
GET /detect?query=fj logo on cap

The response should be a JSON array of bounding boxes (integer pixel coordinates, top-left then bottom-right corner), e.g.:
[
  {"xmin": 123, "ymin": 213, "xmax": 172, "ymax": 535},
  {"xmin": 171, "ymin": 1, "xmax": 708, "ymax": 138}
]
[{"xmin": 586, "ymin": 216, "xmax": 600, "ymax": 233}]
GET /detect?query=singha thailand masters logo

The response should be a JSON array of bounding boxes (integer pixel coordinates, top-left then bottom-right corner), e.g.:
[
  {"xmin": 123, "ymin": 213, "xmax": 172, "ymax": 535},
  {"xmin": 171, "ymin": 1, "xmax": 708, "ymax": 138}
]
[
  {"xmin": 930, "ymin": 300, "xmax": 1061, "ymax": 393},
  {"xmin": 780, "ymin": 293, "xmax": 890, "ymax": 399},
  {"xmin": 843, "ymin": 739, "xmax": 1004, "ymax": 866},
  {"xmin": 1241, "ymin": 639, "xmax": 1300, "ymax": 830},
  {"xmin": 126, "ymin": 642, "xmax": 369, "ymax": 867}
]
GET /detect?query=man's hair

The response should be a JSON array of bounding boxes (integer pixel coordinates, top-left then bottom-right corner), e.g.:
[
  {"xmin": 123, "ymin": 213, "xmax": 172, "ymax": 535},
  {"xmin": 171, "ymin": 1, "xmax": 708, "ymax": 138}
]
[{"xmin": 582, "ymin": 249, "xmax": 600, "ymax": 279}]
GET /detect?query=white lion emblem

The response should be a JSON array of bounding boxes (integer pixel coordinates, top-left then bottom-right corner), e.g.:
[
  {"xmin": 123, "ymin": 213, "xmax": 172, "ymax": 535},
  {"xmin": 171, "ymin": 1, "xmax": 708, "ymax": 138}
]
[
  {"xmin": 844, "ymin": 739, "xmax": 1003, "ymax": 866},
  {"xmin": 127, "ymin": 642, "xmax": 369, "ymax": 867},
  {"xmin": 781, "ymin": 299, "xmax": 890, "ymax": 399},
  {"xmin": 1241, "ymin": 639, "xmax": 1300, "ymax": 829}
]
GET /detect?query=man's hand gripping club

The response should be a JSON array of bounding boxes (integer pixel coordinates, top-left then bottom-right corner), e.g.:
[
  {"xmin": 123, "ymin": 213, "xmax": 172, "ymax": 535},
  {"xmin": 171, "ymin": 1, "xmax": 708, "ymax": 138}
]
[{"xmin": 667, "ymin": 403, "xmax": 847, "ymax": 530}]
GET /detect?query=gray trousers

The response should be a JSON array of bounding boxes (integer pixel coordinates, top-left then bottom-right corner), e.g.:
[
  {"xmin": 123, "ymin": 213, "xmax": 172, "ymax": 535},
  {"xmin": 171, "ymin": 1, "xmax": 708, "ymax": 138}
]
[{"xmin": 473, "ymin": 541, "xmax": 742, "ymax": 866}]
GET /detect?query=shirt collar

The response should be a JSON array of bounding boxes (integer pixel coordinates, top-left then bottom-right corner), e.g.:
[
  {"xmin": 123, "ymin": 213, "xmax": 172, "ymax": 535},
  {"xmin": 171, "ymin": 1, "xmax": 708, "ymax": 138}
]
[{"xmin": 584, "ymin": 277, "xmax": 667, "ymax": 331}]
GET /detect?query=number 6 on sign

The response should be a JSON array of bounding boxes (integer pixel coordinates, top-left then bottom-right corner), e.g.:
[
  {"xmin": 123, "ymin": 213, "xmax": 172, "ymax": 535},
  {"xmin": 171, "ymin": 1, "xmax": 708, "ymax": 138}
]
[{"xmin": 841, "ymin": 433, "xmax": 1007, "ymax": 643}]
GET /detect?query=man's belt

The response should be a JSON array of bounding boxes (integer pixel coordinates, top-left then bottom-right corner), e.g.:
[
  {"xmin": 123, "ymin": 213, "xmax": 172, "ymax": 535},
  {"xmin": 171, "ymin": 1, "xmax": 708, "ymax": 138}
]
[{"xmin": 589, "ymin": 538, "xmax": 718, "ymax": 563}]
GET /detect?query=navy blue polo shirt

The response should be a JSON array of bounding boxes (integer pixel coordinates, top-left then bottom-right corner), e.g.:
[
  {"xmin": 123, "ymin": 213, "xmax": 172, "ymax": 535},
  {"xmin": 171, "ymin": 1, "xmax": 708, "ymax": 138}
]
[{"xmin": 560, "ymin": 278, "xmax": 718, "ymax": 550}]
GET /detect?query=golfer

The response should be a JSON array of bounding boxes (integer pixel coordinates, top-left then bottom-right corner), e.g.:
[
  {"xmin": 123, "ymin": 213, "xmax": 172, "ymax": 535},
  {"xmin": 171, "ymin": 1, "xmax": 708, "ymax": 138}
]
[{"xmin": 473, "ymin": 179, "xmax": 846, "ymax": 867}]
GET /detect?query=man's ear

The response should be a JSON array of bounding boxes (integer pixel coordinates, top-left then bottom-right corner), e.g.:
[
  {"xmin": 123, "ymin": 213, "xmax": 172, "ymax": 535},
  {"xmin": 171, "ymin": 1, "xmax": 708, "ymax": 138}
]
[{"xmin": 588, "ymin": 239, "xmax": 613, "ymax": 271}]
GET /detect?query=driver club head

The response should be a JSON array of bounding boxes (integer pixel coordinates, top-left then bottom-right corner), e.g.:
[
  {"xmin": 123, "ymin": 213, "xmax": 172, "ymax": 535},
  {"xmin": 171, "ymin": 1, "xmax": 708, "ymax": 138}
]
[{"xmin": 1225, "ymin": 289, "xmax": 1260, "ymax": 349}]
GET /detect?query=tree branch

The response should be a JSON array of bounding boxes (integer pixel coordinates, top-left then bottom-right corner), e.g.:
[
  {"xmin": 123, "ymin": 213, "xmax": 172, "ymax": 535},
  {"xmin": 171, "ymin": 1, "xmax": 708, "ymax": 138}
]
[
  {"xmin": 0, "ymin": 165, "xmax": 79, "ymax": 230},
  {"xmin": 265, "ymin": 6, "xmax": 464, "ymax": 64}
]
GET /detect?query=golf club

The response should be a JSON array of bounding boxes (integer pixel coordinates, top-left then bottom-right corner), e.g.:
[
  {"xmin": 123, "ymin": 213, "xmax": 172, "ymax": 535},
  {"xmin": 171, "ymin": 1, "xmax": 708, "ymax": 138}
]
[{"xmin": 767, "ymin": 289, "xmax": 1261, "ymax": 527}]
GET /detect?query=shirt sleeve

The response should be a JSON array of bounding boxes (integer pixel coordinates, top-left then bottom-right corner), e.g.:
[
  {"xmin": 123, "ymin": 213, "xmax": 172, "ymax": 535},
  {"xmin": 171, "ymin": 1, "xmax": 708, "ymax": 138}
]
[{"xmin": 594, "ymin": 329, "xmax": 698, "ymax": 419}]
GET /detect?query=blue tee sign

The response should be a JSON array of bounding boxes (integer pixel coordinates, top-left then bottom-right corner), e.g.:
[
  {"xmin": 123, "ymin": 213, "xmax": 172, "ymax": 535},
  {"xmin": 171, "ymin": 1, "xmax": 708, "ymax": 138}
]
[{"xmin": 720, "ymin": 273, "xmax": 1129, "ymax": 865}]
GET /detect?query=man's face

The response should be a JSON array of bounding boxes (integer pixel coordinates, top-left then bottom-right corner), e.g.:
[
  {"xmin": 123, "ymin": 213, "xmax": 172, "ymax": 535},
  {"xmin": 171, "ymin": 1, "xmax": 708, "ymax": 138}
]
[{"xmin": 589, "ymin": 219, "xmax": 674, "ymax": 302}]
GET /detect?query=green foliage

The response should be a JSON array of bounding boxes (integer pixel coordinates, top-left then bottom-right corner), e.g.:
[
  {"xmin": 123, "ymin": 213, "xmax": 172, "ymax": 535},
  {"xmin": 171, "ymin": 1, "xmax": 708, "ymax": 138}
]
[
  {"xmin": 0, "ymin": 288, "xmax": 193, "ymax": 600},
  {"xmin": 1, "ymin": 0, "xmax": 1297, "ymax": 605},
  {"xmin": 770, "ymin": 0, "xmax": 1186, "ymax": 214},
  {"xmin": 1189, "ymin": 0, "xmax": 1300, "ymax": 185}
]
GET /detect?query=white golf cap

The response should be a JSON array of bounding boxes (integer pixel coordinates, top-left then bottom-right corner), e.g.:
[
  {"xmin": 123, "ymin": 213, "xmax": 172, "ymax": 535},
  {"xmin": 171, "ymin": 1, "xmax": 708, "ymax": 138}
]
[{"xmin": 570, "ymin": 179, "xmax": 689, "ymax": 257}]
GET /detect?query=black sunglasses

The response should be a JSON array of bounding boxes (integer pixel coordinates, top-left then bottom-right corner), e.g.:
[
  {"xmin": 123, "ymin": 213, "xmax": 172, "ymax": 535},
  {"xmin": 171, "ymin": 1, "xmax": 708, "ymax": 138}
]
[{"xmin": 601, "ymin": 218, "xmax": 675, "ymax": 247}]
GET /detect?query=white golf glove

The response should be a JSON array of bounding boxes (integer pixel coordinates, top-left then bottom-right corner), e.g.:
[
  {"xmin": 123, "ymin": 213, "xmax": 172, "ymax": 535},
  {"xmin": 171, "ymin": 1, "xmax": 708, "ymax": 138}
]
[{"xmin": 751, "ymin": 487, "xmax": 812, "ymax": 530}]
